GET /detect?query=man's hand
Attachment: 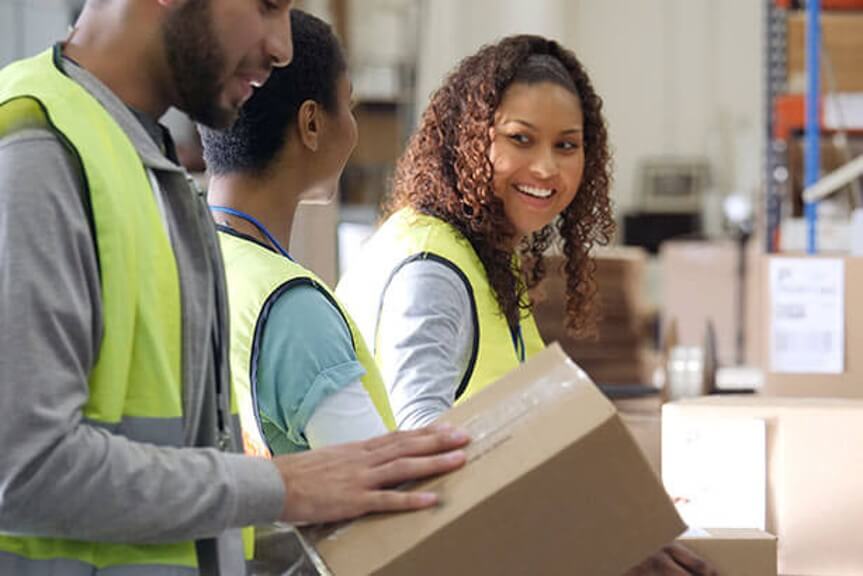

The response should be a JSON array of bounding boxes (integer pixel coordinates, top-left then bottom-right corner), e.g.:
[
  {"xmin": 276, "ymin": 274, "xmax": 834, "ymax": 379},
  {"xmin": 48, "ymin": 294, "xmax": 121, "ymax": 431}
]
[
  {"xmin": 273, "ymin": 424, "xmax": 470, "ymax": 524},
  {"xmin": 623, "ymin": 543, "xmax": 719, "ymax": 576}
]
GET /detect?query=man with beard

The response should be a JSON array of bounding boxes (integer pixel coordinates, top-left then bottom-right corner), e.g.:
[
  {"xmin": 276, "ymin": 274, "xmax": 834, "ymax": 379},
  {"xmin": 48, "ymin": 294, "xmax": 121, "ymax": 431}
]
[{"xmin": 0, "ymin": 1, "xmax": 469, "ymax": 575}]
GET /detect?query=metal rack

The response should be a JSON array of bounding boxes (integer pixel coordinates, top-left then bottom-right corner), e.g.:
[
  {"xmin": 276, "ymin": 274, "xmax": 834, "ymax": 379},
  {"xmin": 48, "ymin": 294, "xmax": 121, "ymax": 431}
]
[
  {"xmin": 804, "ymin": 0, "xmax": 822, "ymax": 254},
  {"xmin": 764, "ymin": 0, "xmax": 790, "ymax": 252},
  {"xmin": 764, "ymin": 0, "xmax": 863, "ymax": 253}
]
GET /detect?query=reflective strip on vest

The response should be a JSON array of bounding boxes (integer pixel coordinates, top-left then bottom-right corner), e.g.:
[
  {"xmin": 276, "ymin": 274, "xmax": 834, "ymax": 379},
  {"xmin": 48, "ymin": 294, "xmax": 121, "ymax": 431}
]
[
  {"xmin": 83, "ymin": 416, "xmax": 185, "ymax": 447},
  {"xmin": 0, "ymin": 551, "xmax": 198, "ymax": 575},
  {"xmin": 218, "ymin": 229, "xmax": 396, "ymax": 458}
]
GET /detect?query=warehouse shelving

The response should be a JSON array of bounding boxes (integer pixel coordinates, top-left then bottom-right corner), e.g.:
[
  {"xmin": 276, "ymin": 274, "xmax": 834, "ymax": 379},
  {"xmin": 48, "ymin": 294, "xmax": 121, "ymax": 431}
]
[{"xmin": 763, "ymin": 0, "xmax": 863, "ymax": 252}]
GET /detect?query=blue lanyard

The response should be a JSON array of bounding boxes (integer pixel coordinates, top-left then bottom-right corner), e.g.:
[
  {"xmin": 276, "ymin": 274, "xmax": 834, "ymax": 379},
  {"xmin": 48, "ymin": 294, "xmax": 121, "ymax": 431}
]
[
  {"xmin": 210, "ymin": 205, "xmax": 294, "ymax": 261},
  {"xmin": 511, "ymin": 324, "xmax": 525, "ymax": 363}
]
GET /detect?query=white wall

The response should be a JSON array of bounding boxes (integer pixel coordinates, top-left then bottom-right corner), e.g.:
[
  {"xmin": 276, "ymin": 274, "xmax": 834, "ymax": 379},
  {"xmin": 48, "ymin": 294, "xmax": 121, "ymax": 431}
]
[
  {"xmin": 415, "ymin": 0, "xmax": 569, "ymax": 112},
  {"xmin": 0, "ymin": 0, "xmax": 73, "ymax": 68},
  {"xmin": 415, "ymin": 0, "xmax": 765, "ymax": 233}
]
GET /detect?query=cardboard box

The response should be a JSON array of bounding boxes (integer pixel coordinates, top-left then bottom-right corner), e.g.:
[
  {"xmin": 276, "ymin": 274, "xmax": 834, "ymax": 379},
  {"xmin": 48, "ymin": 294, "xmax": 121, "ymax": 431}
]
[
  {"xmin": 290, "ymin": 200, "xmax": 339, "ymax": 286},
  {"xmin": 787, "ymin": 12, "xmax": 863, "ymax": 93},
  {"xmin": 786, "ymin": 136, "xmax": 863, "ymax": 219},
  {"xmin": 660, "ymin": 240, "xmax": 740, "ymax": 367},
  {"xmin": 744, "ymin": 238, "xmax": 766, "ymax": 369},
  {"xmin": 310, "ymin": 344, "xmax": 685, "ymax": 576},
  {"xmin": 759, "ymin": 255, "xmax": 863, "ymax": 397},
  {"xmin": 678, "ymin": 528, "xmax": 777, "ymax": 576},
  {"xmin": 350, "ymin": 104, "xmax": 401, "ymax": 165},
  {"xmin": 663, "ymin": 396, "xmax": 863, "ymax": 576},
  {"xmin": 615, "ymin": 395, "xmax": 662, "ymax": 476},
  {"xmin": 533, "ymin": 248, "xmax": 655, "ymax": 386}
]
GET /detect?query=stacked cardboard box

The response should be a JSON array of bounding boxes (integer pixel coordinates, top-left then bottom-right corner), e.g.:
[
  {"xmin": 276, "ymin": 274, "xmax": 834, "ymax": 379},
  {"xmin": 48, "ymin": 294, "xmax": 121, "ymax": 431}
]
[
  {"xmin": 663, "ymin": 396, "xmax": 863, "ymax": 575},
  {"xmin": 308, "ymin": 345, "xmax": 685, "ymax": 576},
  {"xmin": 533, "ymin": 247, "xmax": 654, "ymax": 386}
]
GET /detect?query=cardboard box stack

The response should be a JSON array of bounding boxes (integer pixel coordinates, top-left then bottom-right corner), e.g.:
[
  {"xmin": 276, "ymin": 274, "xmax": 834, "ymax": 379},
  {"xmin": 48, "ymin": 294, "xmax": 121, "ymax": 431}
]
[
  {"xmin": 533, "ymin": 248, "xmax": 655, "ymax": 386},
  {"xmin": 308, "ymin": 345, "xmax": 686, "ymax": 576},
  {"xmin": 663, "ymin": 396, "xmax": 863, "ymax": 576},
  {"xmin": 655, "ymin": 253, "xmax": 863, "ymax": 576}
]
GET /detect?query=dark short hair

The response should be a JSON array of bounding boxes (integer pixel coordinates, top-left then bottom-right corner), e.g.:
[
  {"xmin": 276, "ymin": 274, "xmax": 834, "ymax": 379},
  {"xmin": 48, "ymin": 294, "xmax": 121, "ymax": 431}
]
[{"xmin": 200, "ymin": 10, "xmax": 346, "ymax": 176}]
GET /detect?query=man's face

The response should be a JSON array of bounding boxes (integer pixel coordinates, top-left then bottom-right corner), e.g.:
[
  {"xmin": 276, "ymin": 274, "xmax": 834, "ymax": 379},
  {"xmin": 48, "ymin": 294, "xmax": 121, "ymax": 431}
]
[{"xmin": 162, "ymin": 0, "xmax": 293, "ymax": 129}]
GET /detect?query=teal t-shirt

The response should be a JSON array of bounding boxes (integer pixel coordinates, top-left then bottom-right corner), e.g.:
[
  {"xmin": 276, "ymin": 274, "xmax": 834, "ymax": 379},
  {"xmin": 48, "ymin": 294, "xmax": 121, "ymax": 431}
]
[{"xmin": 256, "ymin": 283, "xmax": 366, "ymax": 454}]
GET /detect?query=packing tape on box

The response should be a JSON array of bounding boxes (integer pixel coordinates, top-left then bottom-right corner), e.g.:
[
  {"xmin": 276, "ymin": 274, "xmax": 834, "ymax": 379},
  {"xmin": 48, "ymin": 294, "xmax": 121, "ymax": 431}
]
[
  {"xmin": 304, "ymin": 360, "xmax": 589, "ymax": 554},
  {"xmin": 461, "ymin": 368, "xmax": 583, "ymax": 463}
]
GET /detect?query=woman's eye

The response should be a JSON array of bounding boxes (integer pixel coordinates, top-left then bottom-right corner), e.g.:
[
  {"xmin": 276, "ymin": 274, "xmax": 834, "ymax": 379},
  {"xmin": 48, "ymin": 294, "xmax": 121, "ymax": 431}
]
[
  {"xmin": 508, "ymin": 133, "xmax": 530, "ymax": 145},
  {"xmin": 558, "ymin": 141, "xmax": 581, "ymax": 151},
  {"xmin": 260, "ymin": 0, "xmax": 279, "ymax": 13}
]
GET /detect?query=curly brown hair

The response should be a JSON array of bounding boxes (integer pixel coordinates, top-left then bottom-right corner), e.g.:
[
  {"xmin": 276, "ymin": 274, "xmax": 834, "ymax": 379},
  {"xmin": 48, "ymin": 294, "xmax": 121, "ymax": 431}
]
[{"xmin": 385, "ymin": 34, "xmax": 615, "ymax": 336}]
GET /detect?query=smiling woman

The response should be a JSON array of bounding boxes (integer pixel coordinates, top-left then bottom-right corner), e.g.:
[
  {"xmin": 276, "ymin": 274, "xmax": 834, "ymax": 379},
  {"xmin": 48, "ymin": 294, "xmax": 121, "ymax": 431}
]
[
  {"xmin": 336, "ymin": 34, "xmax": 615, "ymax": 429},
  {"xmin": 489, "ymin": 79, "xmax": 585, "ymax": 243}
]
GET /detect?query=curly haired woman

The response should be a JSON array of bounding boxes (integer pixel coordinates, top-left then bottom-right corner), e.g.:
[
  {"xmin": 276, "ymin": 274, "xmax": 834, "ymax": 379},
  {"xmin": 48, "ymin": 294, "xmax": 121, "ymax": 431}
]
[
  {"xmin": 337, "ymin": 34, "xmax": 614, "ymax": 429},
  {"xmin": 338, "ymin": 35, "xmax": 716, "ymax": 576}
]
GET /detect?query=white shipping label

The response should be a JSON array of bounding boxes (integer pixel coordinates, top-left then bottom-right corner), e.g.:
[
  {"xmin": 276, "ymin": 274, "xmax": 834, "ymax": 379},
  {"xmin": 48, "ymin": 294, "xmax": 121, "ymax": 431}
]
[
  {"xmin": 769, "ymin": 258, "xmax": 845, "ymax": 374},
  {"xmin": 662, "ymin": 416, "xmax": 766, "ymax": 530}
]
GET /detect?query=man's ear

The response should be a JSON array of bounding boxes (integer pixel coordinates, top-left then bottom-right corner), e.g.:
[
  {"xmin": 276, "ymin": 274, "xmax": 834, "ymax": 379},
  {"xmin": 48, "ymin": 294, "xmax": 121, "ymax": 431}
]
[{"xmin": 298, "ymin": 100, "xmax": 320, "ymax": 152}]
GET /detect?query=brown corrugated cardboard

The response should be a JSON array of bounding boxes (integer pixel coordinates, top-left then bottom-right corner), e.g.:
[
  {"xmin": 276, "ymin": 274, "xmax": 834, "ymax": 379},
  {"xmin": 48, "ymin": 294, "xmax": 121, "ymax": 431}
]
[
  {"xmin": 310, "ymin": 344, "xmax": 685, "ymax": 576},
  {"xmin": 744, "ymin": 238, "xmax": 765, "ymax": 368},
  {"xmin": 787, "ymin": 12, "xmax": 863, "ymax": 93},
  {"xmin": 615, "ymin": 396, "xmax": 662, "ymax": 475},
  {"xmin": 760, "ymin": 255, "xmax": 863, "ymax": 397},
  {"xmin": 660, "ymin": 240, "xmax": 739, "ymax": 367},
  {"xmin": 533, "ymin": 249, "xmax": 655, "ymax": 386},
  {"xmin": 663, "ymin": 396, "xmax": 863, "ymax": 576},
  {"xmin": 786, "ymin": 136, "xmax": 863, "ymax": 219},
  {"xmin": 678, "ymin": 529, "xmax": 777, "ymax": 576}
]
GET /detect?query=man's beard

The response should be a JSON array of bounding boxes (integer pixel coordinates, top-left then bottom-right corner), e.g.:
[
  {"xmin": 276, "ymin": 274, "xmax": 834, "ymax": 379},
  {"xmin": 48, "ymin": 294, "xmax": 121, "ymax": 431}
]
[{"xmin": 162, "ymin": 0, "xmax": 235, "ymax": 129}]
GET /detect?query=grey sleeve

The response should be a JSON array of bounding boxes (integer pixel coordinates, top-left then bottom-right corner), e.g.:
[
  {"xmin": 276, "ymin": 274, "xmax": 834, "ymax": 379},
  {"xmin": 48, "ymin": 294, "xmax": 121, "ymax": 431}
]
[
  {"xmin": 0, "ymin": 131, "xmax": 284, "ymax": 544},
  {"xmin": 377, "ymin": 260, "xmax": 474, "ymax": 430}
]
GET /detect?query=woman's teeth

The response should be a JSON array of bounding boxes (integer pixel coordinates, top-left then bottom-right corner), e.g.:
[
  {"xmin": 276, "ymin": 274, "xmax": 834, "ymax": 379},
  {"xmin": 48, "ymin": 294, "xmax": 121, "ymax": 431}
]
[{"xmin": 516, "ymin": 184, "xmax": 554, "ymax": 199}]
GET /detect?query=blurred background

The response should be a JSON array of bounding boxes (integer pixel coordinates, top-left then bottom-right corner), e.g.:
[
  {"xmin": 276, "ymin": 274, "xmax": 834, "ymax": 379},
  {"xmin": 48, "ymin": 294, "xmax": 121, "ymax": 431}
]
[{"xmin": 3, "ymin": 0, "xmax": 862, "ymax": 394}]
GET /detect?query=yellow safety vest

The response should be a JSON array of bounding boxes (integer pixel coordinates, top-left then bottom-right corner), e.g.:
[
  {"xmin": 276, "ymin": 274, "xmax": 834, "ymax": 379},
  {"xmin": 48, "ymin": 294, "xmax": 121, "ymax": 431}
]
[
  {"xmin": 0, "ymin": 48, "xmax": 247, "ymax": 574},
  {"xmin": 341, "ymin": 208, "xmax": 546, "ymax": 402},
  {"xmin": 218, "ymin": 229, "xmax": 396, "ymax": 458}
]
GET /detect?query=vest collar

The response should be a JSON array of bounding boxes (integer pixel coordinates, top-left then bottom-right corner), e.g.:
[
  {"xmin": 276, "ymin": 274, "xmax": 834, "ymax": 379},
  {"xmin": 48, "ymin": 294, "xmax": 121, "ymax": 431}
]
[{"xmin": 53, "ymin": 43, "xmax": 184, "ymax": 175}]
